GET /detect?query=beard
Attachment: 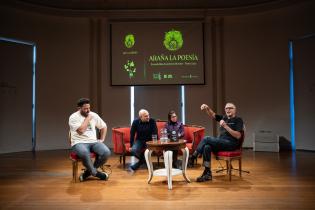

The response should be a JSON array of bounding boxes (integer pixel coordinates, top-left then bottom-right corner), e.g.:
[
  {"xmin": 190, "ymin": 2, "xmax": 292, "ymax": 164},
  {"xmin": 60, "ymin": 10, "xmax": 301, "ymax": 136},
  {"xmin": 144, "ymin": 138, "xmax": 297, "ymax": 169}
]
[{"xmin": 80, "ymin": 110, "xmax": 89, "ymax": 117}]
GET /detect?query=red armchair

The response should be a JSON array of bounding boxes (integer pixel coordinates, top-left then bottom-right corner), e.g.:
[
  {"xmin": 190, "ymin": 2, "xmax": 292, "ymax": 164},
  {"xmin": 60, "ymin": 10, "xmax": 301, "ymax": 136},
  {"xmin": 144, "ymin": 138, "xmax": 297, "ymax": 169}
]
[
  {"xmin": 156, "ymin": 121, "xmax": 205, "ymax": 156},
  {"xmin": 111, "ymin": 126, "xmax": 131, "ymax": 167},
  {"xmin": 182, "ymin": 124, "xmax": 205, "ymax": 165},
  {"xmin": 156, "ymin": 120, "xmax": 167, "ymax": 137},
  {"xmin": 112, "ymin": 122, "xmax": 205, "ymax": 167}
]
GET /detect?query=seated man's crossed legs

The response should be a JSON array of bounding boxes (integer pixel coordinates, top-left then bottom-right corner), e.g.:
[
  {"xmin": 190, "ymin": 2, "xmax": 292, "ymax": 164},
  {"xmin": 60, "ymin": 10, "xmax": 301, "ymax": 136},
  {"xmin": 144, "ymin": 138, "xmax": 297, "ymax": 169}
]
[{"xmin": 190, "ymin": 136, "xmax": 238, "ymax": 182}]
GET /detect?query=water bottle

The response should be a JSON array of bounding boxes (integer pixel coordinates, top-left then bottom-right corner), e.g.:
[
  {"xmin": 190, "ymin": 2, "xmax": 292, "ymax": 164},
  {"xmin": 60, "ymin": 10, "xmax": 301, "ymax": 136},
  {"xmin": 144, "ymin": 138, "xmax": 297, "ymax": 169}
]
[
  {"xmin": 171, "ymin": 130, "xmax": 177, "ymax": 142},
  {"xmin": 160, "ymin": 128, "xmax": 168, "ymax": 143}
]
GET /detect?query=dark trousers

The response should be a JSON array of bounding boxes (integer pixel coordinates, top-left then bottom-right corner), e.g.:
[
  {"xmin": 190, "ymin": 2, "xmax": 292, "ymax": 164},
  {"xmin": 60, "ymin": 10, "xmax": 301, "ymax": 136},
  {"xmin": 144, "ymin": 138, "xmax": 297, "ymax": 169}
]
[
  {"xmin": 196, "ymin": 136, "xmax": 238, "ymax": 169},
  {"xmin": 172, "ymin": 150, "xmax": 178, "ymax": 164},
  {"xmin": 131, "ymin": 140, "xmax": 178, "ymax": 165},
  {"xmin": 131, "ymin": 140, "xmax": 147, "ymax": 163}
]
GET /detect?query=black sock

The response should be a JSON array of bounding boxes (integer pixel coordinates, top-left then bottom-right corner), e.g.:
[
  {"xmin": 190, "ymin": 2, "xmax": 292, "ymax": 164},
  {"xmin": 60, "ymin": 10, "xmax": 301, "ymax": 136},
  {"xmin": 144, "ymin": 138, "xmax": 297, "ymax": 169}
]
[
  {"xmin": 192, "ymin": 151, "xmax": 198, "ymax": 158},
  {"xmin": 205, "ymin": 167, "xmax": 211, "ymax": 172}
]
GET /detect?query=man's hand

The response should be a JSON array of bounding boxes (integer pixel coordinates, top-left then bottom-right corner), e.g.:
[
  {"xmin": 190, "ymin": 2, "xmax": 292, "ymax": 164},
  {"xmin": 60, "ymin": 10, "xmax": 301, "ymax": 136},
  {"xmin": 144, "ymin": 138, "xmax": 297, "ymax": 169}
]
[
  {"xmin": 219, "ymin": 119, "xmax": 241, "ymax": 139},
  {"xmin": 76, "ymin": 114, "xmax": 93, "ymax": 135},
  {"xmin": 219, "ymin": 120, "xmax": 227, "ymax": 127},
  {"xmin": 86, "ymin": 114, "xmax": 93, "ymax": 121},
  {"xmin": 128, "ymin": 147, "xmax": 132, "ymax": 152},
  {"xmin": 201, "ymin": 104, "xmax": 215, "ymax": 118},
  {"xmin": 200, "ymin": 104, "xmax": 209, "ymax": 111}
]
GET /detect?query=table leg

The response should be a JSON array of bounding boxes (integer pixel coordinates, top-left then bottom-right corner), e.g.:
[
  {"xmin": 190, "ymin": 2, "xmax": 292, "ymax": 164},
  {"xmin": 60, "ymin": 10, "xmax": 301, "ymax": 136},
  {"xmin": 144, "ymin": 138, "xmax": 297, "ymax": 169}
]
[
  {"xmin": 181, "ymin": 147, "xmax": 191, "ymax": 183},
  {"xmin": 145, "ymin": 149, "xmax": 153, "ymax": 184},
  {"xmin": 164, "ymin": 150, "xmax": 173, "ymax": 190}
]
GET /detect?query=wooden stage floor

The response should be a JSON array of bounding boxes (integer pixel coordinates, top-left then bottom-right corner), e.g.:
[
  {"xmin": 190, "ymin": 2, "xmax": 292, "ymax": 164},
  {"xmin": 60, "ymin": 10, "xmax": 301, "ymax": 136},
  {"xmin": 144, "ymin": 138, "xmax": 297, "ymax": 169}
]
[{"xmin": 0, "ymin": 149, "xmax": 315, "ymax": 210}]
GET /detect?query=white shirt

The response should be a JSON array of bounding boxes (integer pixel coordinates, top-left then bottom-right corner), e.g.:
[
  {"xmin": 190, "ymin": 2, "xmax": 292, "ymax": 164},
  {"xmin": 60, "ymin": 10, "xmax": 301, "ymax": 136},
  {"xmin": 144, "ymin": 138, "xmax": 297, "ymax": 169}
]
[{"xmin": 69, "ymin": 111, "xmax": 107, "ymax": 146}]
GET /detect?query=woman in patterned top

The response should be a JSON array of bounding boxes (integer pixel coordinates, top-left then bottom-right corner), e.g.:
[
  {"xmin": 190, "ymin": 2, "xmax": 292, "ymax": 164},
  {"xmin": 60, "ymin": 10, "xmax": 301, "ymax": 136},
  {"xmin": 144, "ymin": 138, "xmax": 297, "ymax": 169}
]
[{"xmin": 164, "ymin": 110, "xmax": 184, "ymax": 168}]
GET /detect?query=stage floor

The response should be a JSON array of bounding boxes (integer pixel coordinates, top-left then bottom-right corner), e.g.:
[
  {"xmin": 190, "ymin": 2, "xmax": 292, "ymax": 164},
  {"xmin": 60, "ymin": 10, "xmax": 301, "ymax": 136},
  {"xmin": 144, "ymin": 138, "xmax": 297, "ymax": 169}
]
[{"xmin": 0, "ymin": 149, "xmax": 314, "ymax": 209}]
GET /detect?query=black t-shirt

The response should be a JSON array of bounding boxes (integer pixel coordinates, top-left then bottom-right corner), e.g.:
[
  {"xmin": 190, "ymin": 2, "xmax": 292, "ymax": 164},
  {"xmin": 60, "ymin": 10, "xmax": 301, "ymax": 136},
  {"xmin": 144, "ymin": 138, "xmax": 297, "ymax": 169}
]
[
  {"xmin": 215, "ymin": 114, "xmax": 244, "ymax": 142},
  {"xmin": 130, "ymin": 118, "xmax": 158, "ymax": 147}
]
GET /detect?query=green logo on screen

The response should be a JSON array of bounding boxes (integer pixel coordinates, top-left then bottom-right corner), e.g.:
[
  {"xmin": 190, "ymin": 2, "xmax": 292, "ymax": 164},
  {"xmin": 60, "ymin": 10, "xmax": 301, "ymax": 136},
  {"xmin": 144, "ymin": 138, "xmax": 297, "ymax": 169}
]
[
  {"xmin": 124, "ymin": 34, "xmax": 135, "ymax": 48},
  {"xmin": 163, "ymin": 29, "xmax": 183, "ymax": 51},
  {"xmin": 124, "ymin": 60, "xmax": 136, "ymax": 78}
]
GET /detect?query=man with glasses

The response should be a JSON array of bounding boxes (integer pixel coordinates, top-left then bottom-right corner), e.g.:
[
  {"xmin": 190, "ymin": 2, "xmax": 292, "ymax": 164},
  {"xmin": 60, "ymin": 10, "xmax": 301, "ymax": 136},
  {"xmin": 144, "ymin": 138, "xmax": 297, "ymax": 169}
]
[{"xmin": 190, "ymin": 103, "xmax": 244, "ymax": 182}]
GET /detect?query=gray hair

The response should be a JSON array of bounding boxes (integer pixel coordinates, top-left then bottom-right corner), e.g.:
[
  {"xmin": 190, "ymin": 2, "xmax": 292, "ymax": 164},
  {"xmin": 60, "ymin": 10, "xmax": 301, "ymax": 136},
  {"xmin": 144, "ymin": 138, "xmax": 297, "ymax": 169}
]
[{"xmin": 138, "ymin": 109, "xmax": 149, "ymax": 117}]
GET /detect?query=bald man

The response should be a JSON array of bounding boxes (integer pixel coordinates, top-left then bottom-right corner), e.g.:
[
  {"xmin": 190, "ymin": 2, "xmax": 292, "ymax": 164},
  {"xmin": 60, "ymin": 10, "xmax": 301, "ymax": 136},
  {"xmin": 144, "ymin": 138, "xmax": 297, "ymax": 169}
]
[
  {"xmin": 128, "ymin": 109, "xmax": 158, "ymax": 171},
  {"xmin": 190, "ymin": 103, "xmax": 244, "ymax": 182}
]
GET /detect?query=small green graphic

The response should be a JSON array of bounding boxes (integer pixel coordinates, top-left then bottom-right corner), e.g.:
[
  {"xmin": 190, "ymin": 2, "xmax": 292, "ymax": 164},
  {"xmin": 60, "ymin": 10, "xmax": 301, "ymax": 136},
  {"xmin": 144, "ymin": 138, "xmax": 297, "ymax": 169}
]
[
  {"xmin": 87, "ymin": 123, "xmax": 92, "ymax": 131},
  {"xmin": 124, "ymin": 60, "xmax": 136, "ymax": 78},
  {"xmin": 163, "ymin": 29, "xmax": 183, "ymax": 51},
  {"xmin": 153, "ymin": 73, "xmax": 162, "ymax": 80},
  {"xmin": 124, "ymin": 34, "xmax": 135, "ymax": 48}
]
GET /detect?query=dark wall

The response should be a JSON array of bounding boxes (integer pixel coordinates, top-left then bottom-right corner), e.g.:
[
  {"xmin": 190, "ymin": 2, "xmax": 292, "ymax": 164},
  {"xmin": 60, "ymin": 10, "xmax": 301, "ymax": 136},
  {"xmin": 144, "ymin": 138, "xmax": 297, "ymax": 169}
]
[{"xmin": 0, "ymin": 1, "xmax": 314, "ymax": 152}]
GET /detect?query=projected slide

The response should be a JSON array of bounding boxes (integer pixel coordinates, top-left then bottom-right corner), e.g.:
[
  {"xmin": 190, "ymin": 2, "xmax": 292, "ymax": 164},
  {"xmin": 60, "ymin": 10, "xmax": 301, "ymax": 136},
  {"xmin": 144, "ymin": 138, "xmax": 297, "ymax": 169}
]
[{"xmin": 110, "ymin": 22, "xmax": 204, "ymax": 85}]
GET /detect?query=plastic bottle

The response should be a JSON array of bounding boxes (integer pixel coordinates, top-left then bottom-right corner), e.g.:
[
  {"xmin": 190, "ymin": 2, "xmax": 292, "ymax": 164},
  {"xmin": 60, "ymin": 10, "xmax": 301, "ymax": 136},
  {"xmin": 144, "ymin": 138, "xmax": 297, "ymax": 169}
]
[{"xmin": 171, "ymin": 130, "xmax": 177, "ymax": 142}]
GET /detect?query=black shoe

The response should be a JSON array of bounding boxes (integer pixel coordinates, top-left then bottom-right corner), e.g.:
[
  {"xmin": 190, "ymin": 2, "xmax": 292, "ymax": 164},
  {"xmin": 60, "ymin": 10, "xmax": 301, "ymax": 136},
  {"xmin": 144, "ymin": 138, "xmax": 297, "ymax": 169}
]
[
  {"xmin": 196, "ymin": 169, "xmax": 212, "ymax": 182},
  {"xmin": 127, "ymin": 166, "xmax": 135, "ymax": 174},
  {"xmin": 95, "ymin": 171, "xmax": 109, "ymax": 180},
  {"xmin": 79, "ymin": 170, "xmax": 91, "ymax": 182}
]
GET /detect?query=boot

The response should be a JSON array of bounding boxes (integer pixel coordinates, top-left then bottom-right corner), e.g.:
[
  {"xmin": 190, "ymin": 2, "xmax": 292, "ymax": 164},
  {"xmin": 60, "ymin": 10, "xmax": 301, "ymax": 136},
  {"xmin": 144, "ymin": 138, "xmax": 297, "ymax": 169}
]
[{"xmin": 196, "ymin": 168, "xmax": 212, "ymax": 182}]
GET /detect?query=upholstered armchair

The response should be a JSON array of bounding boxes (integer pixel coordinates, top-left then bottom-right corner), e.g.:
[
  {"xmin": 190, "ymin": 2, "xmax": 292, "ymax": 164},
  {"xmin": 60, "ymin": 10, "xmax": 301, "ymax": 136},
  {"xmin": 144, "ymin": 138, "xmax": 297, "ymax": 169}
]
[
  {"xmin": 112, "ymin": 121, "xmax": 205, "ymax": 167},
  {"xmin": 182, "ymin": 124, "xmax": 205, "ymax": 165},
  {"xmin": 111, "ymin": 126, "xmax": 131, "ymax": 167},
  {"xmin": 156, "ymin": 120, "xmax": 167, "ymax": 137},
  {"xmin": 155, "ymin": 120, "xmax": 167, "ymax": 163}
]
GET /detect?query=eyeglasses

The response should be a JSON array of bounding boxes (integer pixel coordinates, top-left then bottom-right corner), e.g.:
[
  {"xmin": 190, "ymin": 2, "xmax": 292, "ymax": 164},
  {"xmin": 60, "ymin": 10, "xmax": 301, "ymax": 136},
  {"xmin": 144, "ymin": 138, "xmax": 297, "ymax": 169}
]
[
  {"xmin": 225, "ymin": 107, "xmax": 235, "ymax": 110},
  {"xmin": 171, "ymin": 115, "xmax": 177, "ymax": 118}
]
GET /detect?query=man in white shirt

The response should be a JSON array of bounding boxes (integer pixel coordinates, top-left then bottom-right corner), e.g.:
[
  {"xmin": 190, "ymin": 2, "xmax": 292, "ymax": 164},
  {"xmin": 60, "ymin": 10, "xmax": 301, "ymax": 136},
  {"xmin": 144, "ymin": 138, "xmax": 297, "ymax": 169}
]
[{"xmin": 69, "ymin": 98, "xmax": 111, "ymax": 181}]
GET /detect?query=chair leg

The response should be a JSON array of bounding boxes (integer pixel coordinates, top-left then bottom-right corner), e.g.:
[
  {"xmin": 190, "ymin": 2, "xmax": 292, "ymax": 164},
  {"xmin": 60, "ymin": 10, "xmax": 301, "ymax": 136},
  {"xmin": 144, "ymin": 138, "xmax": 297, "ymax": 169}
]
[
  {"xmin": 228, "ymin": 160, "xmax": 232, "ymax": 181},
  {"xmin": 72, "ymin": 161, "xmax": 78, "ymax": 183},
  {"xmin": 123, "ymin": 155, "xmax": 126, "ymax": 168},
  {"xmin": 233, "ymin": 158, "xmax": 249, "ymax": 174},
  {"xmin": 119, "ymin": 156, "xmax": 122, "ymax": 164},
  {"xmin": 216, "ymin": 157, "xmax": 249, "ymax": 180},
  {"xmin": 215, "ymin": 159, "xmax": 226, "ymax": 173},
  {"xmin": 239, "ymin": 158, "xmax": 242, "ymax": 177},
  {"xmin": 157, "ymin": 156, "xmax": 160, "ymax": 167}
]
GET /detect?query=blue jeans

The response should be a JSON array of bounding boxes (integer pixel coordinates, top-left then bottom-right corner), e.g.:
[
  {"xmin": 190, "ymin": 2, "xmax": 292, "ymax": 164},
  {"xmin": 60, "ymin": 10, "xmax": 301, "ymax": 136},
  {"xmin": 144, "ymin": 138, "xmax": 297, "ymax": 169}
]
[
  {"xmin": 196, "ymin": 136, "xmax": 238, "ymax": 169},
  {"xmin": 72, "ymin": 142, "xmax": 111, "ymax": 176},
  {"xmin": 131, "ymin": 140, "xmax": 147, "ymax": 162}
]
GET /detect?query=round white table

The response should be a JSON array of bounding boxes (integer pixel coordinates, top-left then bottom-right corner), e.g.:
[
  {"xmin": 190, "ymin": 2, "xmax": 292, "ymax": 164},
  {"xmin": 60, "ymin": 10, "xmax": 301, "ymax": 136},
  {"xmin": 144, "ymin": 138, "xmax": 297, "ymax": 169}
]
[{"xmin": 145, "ymin": 139, "xmax": 191, "ymax": 190}]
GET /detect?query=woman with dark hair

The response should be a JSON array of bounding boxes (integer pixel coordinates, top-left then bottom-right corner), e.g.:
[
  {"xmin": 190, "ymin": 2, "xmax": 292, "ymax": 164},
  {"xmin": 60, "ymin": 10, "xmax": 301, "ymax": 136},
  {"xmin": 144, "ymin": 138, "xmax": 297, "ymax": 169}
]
[{"xmin": 164, "ymin": 110, "xmax": 184, "ymax": 168}]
